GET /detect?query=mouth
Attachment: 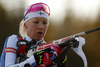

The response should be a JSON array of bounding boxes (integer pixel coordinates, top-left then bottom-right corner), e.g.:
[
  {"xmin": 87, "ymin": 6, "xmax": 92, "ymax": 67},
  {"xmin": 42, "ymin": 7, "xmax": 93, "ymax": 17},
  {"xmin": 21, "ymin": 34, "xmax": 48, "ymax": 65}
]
[{"xmin": 37, "ymin": 32, "xmax": 43, "ymax": 35}]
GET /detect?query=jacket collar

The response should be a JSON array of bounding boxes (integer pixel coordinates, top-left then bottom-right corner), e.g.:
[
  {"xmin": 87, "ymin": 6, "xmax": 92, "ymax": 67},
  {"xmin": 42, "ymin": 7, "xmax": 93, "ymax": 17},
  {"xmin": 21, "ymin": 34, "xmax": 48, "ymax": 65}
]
[{"xmin": 24, "ymin": 35, "xmax": 46, "ymax": 45}]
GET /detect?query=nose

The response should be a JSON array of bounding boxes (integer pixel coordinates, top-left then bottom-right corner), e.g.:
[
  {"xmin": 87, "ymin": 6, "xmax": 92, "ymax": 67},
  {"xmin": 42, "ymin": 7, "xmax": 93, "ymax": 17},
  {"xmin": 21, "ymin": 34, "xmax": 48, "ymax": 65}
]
[{"xmin": 38, "ymin": 22, "xmax": 43, "ymax": 29}]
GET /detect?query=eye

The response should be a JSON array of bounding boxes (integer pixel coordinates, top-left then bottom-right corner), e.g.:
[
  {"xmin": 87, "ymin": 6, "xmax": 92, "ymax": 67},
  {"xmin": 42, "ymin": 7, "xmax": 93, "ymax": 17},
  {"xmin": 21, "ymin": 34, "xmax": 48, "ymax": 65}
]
[
  {"xmin": 34, "ymin": 21, "xmax": 39, "ymax": 24},
  {"xmin": 43, "ymin": 21, "xmax": 47, "ymax": 25}
]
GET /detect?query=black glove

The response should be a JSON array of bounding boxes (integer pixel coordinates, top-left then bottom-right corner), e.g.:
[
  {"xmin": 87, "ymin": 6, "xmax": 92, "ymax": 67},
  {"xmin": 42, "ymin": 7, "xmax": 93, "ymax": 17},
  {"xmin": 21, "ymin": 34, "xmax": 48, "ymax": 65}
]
[
  {"xmin": 34, "ymin": 48, "xmax": 54, "ymax": 67},
  {"xmin": 68, "ymin": 37, "xmax": 79, "ymax": 48}
]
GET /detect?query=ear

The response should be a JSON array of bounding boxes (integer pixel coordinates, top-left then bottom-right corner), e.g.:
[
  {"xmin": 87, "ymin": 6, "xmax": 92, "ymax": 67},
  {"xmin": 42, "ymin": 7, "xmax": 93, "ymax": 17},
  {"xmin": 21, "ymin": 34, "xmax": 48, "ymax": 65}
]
[{"xmin": 24, "ymin": 23, "xmax": 28, "ymax": 29}]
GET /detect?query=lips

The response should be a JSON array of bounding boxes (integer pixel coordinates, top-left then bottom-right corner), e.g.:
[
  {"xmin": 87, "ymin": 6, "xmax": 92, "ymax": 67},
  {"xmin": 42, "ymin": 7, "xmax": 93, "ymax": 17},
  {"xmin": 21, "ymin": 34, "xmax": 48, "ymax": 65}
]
[
  {"xmin": 36, "ymin": 31, "xmax": 44, "ymax": 35},
  {"xmin": 37, "ymin": 32, "xmax": 43, "ymax": 34}
]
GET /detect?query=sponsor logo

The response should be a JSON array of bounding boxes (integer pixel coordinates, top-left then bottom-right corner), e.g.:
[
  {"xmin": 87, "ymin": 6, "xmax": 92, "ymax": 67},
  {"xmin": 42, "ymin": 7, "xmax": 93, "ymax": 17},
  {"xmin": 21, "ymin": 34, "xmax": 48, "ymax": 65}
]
[
  {"xmin": 60, "ymin": 36, "xmax": 74, "ymax": 42},
  {"xmin": 38, "ymin": 42, "xmax": 53, "ymax": 50}
]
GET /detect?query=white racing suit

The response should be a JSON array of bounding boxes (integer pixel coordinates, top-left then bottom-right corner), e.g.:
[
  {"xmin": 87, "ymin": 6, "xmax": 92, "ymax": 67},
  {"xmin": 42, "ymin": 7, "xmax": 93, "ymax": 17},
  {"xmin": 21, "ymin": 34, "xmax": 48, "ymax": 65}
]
[
  {"xmin": 1, "ymin": 35, "xmax": 87, "ymax": 67},
  {"xmin": 2, "ymin": 35, "xmax": 46, "ymax": 67}
]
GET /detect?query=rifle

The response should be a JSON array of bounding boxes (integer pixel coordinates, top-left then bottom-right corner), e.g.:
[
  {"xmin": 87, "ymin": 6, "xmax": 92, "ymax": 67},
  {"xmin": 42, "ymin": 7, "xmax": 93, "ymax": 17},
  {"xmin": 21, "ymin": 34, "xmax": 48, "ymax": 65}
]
[
  {"xmin": 36, "ymin": 27, "xmax": 100, "ymax": 51},
  {"xmin": 17, "ymin": 27, "xmax": 100, "ymax": 67}
]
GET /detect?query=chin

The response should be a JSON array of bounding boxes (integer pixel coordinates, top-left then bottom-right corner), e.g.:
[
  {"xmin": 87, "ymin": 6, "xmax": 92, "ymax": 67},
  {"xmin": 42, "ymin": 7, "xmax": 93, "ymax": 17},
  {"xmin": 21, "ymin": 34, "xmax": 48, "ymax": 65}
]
[{"xmin": 35, "ymin": 38, "xmax": 42, "ymax": 41}]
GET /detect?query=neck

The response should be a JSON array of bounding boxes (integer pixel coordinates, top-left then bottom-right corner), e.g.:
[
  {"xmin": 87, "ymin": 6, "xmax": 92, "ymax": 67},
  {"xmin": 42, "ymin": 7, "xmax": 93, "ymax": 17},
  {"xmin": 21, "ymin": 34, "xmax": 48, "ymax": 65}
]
[{"xmin": 25, "ymin": 35, "xmax": 45, "ymax": 45}]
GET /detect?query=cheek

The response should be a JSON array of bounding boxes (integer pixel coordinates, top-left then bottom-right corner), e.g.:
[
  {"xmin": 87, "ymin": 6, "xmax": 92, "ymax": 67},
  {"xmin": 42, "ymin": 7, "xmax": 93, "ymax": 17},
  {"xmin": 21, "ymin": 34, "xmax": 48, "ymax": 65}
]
[
  {"xmin": 27, "ymin": 24, "xmax": 36, "ymax": 33},
  {"xmin": 44, "ymin": 26, "xmax": 48, "ymax": 32}
]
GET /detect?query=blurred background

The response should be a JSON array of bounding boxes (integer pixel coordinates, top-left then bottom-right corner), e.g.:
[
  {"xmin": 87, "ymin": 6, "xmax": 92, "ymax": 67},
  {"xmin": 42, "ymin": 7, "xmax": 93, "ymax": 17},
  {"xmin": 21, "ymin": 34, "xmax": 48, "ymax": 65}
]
[{"xmin": 0, "ymin": 0, "xmax": 100, "ymax": 67}]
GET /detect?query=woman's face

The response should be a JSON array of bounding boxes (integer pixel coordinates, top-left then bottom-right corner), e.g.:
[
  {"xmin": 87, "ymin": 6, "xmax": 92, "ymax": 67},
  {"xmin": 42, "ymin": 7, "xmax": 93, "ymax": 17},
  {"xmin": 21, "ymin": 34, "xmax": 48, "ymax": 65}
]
[{"xmin": 24, "ymin": 17, "xmax": 49, "ymax": 41}]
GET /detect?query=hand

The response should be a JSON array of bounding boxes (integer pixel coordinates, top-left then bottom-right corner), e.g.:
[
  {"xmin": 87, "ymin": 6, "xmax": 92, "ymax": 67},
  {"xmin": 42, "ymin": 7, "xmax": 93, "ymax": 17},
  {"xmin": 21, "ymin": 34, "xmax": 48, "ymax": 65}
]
[
  {"xmin": 34, "ymin": 44, "xmax": 63, "ymax": 67},
  {"xmin": 50, "ymin": 44, "xmax": 63, "ymax": 55},
  {"xmin": 71, "ymin": 36, "xmax": 86, "ymax": 54},
  {"xmin": 71, "ymin": 36, "xmax": 85, "ymax": 48},
  {"xmin": 66, "ymin": 37, "xmax": 79, "ymax": 48},
  {"xmin": 50, "ymin": 44, "xmax": 67, "ymax": 66},
  {"xmin": 34, "ymin": 48, "xmax": 53, "ymax": 67}
]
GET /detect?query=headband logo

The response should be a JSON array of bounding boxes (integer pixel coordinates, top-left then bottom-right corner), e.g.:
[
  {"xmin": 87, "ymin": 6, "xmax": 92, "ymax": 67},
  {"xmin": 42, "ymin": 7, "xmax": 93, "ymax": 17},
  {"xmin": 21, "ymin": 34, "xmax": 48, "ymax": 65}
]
[
  {"xmin": 24, "ymin": 16, "xmax": 28, "ymax": 21},
  {"xmin": 39, "ymin": 12, "xmax": 44, "ymax": 15}
]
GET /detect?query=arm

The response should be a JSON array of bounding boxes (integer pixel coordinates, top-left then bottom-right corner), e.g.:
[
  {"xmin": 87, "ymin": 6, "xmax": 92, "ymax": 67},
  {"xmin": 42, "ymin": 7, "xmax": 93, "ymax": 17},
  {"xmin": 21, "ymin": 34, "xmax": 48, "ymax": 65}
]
[{"xmin": 4, "ymin": 35, "xmax": 36, "ymax": 67}]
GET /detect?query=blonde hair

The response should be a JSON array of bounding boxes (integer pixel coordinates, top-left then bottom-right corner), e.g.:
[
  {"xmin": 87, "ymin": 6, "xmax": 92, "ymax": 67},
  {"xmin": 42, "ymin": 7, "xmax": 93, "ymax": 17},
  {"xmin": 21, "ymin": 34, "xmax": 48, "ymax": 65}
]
[
  {"xmin": 19, "ymin": 5, "xmax": 30, "ymax": 38},
  {"xmin": 19, "ymin": 19, "xmax": 27, "ymax": 38}
]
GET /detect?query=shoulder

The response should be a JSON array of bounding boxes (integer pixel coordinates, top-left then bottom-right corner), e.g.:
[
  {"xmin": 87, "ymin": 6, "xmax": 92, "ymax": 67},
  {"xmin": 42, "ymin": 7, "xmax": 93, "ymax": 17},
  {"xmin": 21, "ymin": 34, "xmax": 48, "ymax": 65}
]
[
  {"xmin": 8, "ymin": 34, "xmax": 19, "ymax": 40},
  {"xmin": 6, "ymin": 34, "xmax": 20, "ymax": 49}
]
